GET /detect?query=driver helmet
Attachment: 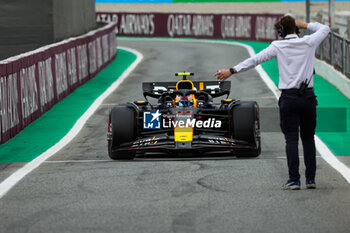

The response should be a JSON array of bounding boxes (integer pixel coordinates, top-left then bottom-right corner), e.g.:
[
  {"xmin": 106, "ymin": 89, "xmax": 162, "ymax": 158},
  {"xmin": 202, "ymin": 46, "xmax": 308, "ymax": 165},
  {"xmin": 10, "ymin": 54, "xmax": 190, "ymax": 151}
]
[{"xmin": 175, "ymin": 94, "xmax": 194, "ymax": 107}]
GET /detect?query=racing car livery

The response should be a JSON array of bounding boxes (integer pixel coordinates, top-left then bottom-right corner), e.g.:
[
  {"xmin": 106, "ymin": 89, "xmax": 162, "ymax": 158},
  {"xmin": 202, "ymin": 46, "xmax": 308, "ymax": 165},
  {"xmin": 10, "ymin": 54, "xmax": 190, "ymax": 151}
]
[{"xmin": 107, "ymin": 73, "xmax": 261, "ymax": 159}]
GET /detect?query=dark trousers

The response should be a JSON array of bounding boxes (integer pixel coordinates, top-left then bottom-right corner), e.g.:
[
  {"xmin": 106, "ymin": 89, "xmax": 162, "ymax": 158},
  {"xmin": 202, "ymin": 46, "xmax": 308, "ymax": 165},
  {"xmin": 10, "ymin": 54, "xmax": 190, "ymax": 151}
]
[{"xmin": 279, "ymin": 89, "xmax": 317, "ymax": 181}]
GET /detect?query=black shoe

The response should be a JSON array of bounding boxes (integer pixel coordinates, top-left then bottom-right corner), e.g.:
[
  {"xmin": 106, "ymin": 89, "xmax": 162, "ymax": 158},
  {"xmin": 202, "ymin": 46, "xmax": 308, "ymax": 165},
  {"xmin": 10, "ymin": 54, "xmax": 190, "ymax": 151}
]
[
  {"xmin": 306, "ymin": 178, "xmax": 316, "ymax": 189},
  {"xmin": 281, "ymin": 180, "xmax": 301, "ymax": 190}
]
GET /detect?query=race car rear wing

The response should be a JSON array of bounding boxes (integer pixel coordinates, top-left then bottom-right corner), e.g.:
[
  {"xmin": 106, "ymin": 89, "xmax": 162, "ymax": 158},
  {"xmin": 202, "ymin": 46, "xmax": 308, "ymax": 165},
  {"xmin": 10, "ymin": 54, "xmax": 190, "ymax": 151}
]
[{"xmin": 142, "ymin": 81, "xmax": 231, "ymax": 99}]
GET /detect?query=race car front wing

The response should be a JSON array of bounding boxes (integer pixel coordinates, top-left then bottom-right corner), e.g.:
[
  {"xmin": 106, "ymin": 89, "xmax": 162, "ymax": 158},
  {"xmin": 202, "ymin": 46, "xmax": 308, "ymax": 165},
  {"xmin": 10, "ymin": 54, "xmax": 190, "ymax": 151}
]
[{"xmin": 110, "ymin": 134, "xmax": 257, "ymax": 154}]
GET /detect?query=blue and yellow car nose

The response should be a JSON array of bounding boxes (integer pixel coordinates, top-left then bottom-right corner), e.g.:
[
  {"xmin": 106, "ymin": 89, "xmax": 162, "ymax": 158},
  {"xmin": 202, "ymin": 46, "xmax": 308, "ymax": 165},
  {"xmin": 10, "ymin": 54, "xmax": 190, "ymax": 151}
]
[
  {"xmin": 174, "ymin": 126, "xmax": 193, "ymax": 142},
  {"xmin": 174, "ymin": 126, "xmax": 193, "ymax": 149}
]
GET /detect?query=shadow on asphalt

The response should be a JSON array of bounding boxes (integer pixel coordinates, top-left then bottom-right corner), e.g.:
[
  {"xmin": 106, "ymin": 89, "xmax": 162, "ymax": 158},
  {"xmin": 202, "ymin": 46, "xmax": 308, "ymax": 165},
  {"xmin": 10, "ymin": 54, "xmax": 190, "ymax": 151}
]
[{"xmin": 124, "ymin": 151, "xmax": 261, "ymax": 162}]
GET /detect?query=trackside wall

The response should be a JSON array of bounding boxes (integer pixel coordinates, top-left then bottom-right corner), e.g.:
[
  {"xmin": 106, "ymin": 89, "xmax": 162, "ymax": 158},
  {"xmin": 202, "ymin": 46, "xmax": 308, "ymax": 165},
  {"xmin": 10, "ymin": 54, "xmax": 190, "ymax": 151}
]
[
  {"xmin": 0, "ymin": 23, "xmax": 117, "ymax": 144},
  {"xmin": 96, "ymin": 12, "xmax": 283, "ymax": 42}
]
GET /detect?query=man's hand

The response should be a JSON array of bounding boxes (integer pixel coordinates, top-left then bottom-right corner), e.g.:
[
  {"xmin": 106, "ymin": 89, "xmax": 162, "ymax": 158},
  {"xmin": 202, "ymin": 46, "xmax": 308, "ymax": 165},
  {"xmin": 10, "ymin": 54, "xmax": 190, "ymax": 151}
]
[
  {"xmin": 295, "ymin": 20, "xmax": 308, "ymax": 30},
  {"xmin": 213, "ymin": 68, "xmax": 236, "ymax": 81}
]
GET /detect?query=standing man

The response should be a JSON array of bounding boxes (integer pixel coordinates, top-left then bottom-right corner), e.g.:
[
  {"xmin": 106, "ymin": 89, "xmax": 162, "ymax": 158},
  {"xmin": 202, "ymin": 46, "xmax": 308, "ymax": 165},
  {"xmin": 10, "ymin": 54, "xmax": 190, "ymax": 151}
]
[{"xmin": 214, "ymin": 16, "xmax": 330, "ymax": 190}]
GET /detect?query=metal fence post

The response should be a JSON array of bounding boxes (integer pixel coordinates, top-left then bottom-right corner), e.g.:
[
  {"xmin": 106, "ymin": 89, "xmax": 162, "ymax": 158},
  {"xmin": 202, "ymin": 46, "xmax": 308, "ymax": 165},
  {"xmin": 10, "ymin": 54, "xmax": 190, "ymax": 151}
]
[
  {"xmin": 343, "ymin": 38, "xmax": 346, "ymax": 74},
  {"xmin": 331, "ymin": 32, "xmax": 334, "ymax": 66},
  {"xmin": 348, "ymin": 16, "xmax": 350, "ymax": 39}
]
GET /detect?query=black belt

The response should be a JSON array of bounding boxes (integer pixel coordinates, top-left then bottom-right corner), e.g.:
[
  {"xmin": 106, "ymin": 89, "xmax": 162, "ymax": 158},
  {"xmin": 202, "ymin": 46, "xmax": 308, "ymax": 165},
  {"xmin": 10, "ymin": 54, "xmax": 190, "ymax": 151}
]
[{"xmin": 281, "ymin": 88, "xmax": 313, "ymax": 93}]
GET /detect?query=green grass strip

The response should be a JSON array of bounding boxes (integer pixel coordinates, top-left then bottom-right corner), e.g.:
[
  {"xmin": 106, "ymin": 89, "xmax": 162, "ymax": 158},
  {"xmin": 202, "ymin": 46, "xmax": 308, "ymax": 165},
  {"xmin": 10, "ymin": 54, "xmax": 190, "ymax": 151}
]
[{"xmin": 0, "ymin": 49, "xmax": 137, "ymax": 163}]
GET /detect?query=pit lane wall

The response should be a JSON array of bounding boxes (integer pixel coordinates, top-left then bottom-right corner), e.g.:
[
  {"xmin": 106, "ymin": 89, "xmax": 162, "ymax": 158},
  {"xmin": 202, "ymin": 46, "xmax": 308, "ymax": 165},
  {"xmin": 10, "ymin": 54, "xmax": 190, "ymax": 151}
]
[
  {"xmin": 96, "ymin": 12, "xmax": 283, "ymax": 42},
  {"xmin": 0, "ymin": 23, "xmax": 117, "ymax": 144}
]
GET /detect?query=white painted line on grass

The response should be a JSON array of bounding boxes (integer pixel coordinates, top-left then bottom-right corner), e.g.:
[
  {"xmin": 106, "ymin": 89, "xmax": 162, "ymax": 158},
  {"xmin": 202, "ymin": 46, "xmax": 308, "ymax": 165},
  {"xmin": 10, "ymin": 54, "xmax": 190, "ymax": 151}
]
[
  {"xmin": 315, "ymin": 137, "xmax": 350, "ymax": 183},
  {"xmin": 120, "ymin": 37, "xmax": 350, "ymax": 184},
  {"xmin": 0, "ymin": 47, "xmax": 143, "ymax": 199}
]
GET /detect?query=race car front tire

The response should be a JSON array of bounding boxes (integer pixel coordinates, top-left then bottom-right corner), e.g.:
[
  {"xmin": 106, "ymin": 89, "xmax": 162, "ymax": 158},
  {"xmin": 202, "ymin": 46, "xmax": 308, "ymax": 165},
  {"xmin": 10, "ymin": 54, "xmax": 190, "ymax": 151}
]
[
  {"xmin": 108, "ymin": 105, "xmax": 136, "ymax": 160},
  {"xmin": 232, "ymin": 101, "xmax": 261, "ymax": 157}
]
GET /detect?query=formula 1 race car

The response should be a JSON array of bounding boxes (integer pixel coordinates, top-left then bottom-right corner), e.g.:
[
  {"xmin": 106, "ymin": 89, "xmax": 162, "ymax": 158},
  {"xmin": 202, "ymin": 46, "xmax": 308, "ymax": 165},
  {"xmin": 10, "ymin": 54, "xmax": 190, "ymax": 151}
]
[{"xmin": 107, "ymin": 72, "xmax": 261, "ymax": 160}]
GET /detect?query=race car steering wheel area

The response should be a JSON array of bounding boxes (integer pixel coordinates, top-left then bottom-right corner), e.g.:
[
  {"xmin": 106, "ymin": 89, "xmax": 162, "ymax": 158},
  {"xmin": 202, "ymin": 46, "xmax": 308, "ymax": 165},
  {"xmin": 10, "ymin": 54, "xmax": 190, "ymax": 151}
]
[{"xmin": 160, "ymin": 90, "xmax": 211, "ymax": 107}]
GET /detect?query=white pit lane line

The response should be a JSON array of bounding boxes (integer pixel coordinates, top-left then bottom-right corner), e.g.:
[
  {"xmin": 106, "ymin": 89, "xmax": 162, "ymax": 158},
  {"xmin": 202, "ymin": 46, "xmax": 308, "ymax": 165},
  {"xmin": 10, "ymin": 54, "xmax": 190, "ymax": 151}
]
[
  {"xmin": 0, "ymin": 39, "xmax": 349, "ymax": 199},
  {"xmin": 0, "ymin": 47, "xmax": 143, "ymax": 199}
]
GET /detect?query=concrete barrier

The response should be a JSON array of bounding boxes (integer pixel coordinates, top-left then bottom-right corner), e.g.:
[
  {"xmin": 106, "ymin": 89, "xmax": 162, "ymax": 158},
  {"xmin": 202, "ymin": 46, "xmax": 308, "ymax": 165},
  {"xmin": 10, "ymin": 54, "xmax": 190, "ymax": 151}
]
[
  {"xmin": 0, "ymin": 22, "xmax": 117, "ymax": 144},
  {"xmin": 315, "ymin": 59, "xmax": 350, "ymax": 100}
]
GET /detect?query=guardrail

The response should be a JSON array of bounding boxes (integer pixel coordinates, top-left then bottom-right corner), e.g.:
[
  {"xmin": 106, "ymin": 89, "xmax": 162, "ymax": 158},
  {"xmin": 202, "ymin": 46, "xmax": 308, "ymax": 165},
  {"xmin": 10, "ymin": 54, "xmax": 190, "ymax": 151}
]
[
  {"xmin": 0, "ymin": 22, "xmax": 117, "ymax": 144},
  {"xmin": 316, "ymin": 31, "xmax": 350, "ymax": 80}
]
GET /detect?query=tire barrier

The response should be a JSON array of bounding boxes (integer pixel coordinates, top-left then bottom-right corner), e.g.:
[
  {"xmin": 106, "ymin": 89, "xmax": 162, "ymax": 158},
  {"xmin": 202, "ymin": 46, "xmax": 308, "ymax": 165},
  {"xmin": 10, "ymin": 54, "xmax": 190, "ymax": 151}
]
[
  {"xmin": 96, "ymin": 12, "xmax": 283, "ymax": 42},
  {"xmin": 0, "ymin": 22, "xmax": 117, "ymax": 144}
]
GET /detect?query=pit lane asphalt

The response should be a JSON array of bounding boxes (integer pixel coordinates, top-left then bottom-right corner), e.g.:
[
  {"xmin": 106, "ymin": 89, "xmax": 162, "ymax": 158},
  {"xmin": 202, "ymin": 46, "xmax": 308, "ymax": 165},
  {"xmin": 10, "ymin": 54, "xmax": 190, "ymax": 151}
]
[{"xmin": 0, "ymin": 39, "xmax": 349, "ymax": 233}]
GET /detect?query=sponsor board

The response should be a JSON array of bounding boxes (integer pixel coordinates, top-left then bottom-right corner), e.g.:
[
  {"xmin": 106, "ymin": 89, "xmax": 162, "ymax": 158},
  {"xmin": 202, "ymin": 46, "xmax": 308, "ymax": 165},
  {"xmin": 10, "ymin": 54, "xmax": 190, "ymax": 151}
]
[
  {"xmin": 0, "ymin": 23, "xmax": 117, "ymax": 144},
  {"xmin": 97, "ymin": 12, "xmax": 282, "ymax": 42}
]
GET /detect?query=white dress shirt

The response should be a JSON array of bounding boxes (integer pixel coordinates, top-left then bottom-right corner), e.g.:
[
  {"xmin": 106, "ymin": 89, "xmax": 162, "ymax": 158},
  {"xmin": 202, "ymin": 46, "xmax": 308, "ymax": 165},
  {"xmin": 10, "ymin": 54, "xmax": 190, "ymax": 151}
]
[{"xmin": 234, "ymin": 22, "xmax": 330, "ymax": 89}]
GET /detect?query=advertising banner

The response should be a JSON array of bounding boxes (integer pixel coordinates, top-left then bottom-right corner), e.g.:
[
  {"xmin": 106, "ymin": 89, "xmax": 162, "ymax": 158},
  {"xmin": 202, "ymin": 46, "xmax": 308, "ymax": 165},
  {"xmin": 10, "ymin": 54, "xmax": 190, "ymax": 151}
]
[
  {"xmin": 0, "ymin": 23, "xmax": 117, "ymax": 144},
  {"xmin": 96, "ymin": 12, "xmax": 282, "ymax": 42}
]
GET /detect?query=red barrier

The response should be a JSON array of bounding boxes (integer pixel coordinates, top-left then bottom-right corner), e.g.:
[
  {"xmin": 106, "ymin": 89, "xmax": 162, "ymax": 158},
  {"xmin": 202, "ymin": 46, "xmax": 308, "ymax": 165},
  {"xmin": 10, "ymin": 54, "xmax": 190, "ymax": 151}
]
[
  {"xmin": 96, "ymin": 12, "xmax": 282, "ymax": 42},
  {"xmin": 0, "ymin": 22, "xmax": 117, "ymax": 144}
]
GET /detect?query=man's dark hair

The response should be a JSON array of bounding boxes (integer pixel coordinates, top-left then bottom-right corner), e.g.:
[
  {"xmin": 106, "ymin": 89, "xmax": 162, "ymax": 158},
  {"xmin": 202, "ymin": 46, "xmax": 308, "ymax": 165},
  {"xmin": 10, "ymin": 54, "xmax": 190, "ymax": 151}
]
[{"xmin": 274, "ymin": 16, "xmax": 296, "ymax": 35}]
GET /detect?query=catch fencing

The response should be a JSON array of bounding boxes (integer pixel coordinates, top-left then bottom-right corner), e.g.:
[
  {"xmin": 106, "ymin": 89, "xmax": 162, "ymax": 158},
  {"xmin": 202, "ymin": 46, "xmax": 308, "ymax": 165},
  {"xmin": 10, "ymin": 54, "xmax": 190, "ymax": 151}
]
[
  {"xmin": 0, "ymin": 22, "xmax": 117, "ymax": 144},
  {"xmin": 316, "ymin": 31, "xmax": 350, "ymax": 80}
]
